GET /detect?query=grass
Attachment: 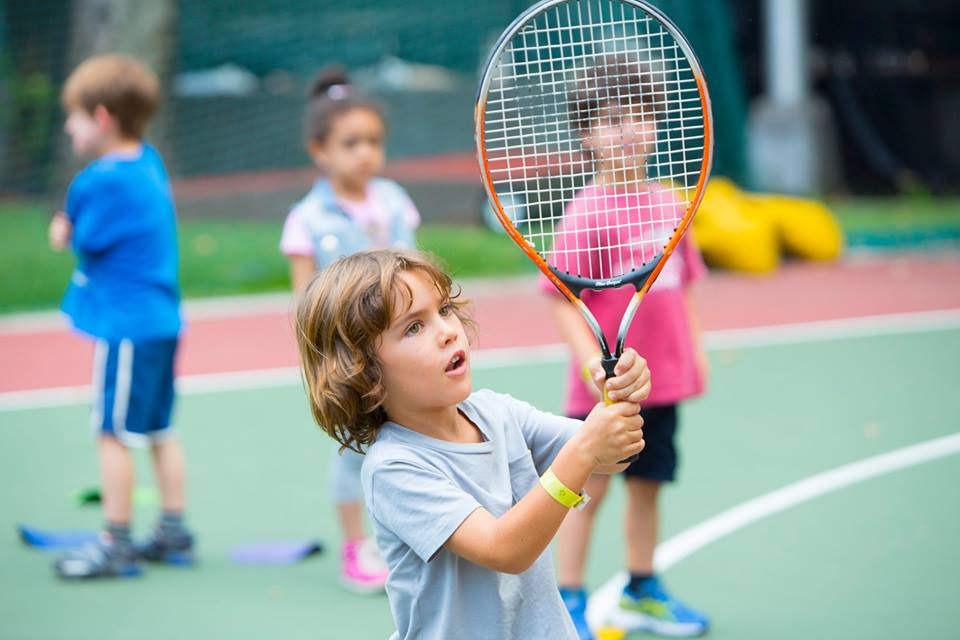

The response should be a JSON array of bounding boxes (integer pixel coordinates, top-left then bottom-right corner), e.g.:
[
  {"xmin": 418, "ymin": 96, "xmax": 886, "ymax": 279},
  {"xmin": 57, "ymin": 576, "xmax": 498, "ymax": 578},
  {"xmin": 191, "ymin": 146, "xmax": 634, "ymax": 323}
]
[
  {"xmin": 830, "ymin": 197, "xmax": 960, "ymax": 230},
  {"xmin": 831, "ymin": 197, "xmax": 960, "ymax": 247},
  {"xmin": 0, "ymin": 201, "xmax": 535, "ymax": 313},
  {"xmin": 2, "ymin": 195, "xmax": 958, "ymax": 313}
]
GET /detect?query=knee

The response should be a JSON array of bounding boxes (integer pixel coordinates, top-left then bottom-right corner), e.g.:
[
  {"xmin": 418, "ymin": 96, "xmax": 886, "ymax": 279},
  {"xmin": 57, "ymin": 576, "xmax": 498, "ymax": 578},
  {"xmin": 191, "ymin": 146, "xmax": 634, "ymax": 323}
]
[{"xmin": 627, "ymin": 478, "xmax": 661, "ymax": 503}]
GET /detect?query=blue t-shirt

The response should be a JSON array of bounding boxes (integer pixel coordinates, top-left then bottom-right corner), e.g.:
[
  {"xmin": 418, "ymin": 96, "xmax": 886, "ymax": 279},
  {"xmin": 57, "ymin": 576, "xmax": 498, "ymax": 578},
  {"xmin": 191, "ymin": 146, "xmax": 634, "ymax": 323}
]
[
  {"xmin": 61, "ymin": 143, "xmax": 181, "ymax": 340},
  {"xmin": 362, "ymin": 389, "xmax": 580, "ymax": 640}
]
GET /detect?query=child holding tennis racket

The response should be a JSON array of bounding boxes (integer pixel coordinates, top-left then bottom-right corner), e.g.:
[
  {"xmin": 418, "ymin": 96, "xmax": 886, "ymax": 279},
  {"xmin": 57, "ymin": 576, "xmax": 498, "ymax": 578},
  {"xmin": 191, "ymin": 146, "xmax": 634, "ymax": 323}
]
[
  {"xmin": 280, "ymin": 66, "xmax": 420, "ymax": 593},
  {"xmin": 545, "ymin": 59, "xmax": 711, "ymax": 638},
  {"xmin": 47, "ymin": 55, "xmax": 194, "ymax": 579},
  {"xmin": 295, "ymin": 249, "xmax": 650, "ymax": 640}
]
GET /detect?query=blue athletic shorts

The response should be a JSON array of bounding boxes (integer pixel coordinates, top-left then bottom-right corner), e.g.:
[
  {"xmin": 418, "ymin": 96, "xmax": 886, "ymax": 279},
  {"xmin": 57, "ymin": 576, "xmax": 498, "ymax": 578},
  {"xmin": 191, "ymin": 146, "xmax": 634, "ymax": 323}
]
[{"xmin": 90, "ymin": 337, "xmax": 178, "ymax": 447}]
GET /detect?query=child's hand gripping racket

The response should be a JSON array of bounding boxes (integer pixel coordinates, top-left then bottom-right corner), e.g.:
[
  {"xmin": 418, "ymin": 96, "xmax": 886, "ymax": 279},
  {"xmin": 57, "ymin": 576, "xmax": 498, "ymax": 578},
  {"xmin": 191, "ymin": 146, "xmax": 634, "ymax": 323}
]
[{"xmin": 476, "ymin": 0, "xmax": 713, "ymax": 460}]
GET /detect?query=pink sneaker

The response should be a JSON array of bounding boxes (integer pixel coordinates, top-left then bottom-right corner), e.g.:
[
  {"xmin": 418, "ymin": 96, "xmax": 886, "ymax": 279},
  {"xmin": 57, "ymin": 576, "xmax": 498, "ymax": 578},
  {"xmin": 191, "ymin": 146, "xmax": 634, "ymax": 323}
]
[{"xmin": 341, "ymin": 537, "xmax": 388, "ymax": 594}]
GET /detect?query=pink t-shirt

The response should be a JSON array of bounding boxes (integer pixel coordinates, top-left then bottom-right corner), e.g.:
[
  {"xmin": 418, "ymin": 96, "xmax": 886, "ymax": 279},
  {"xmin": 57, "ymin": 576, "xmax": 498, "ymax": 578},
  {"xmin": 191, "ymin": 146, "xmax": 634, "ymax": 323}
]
[
  {"xmin": 538, "ymin": 182, "xmax": 707, "ymax": 416},
  {"xmin": 280, "ymin": 184, "xmax": 420, "ymax": 257}
]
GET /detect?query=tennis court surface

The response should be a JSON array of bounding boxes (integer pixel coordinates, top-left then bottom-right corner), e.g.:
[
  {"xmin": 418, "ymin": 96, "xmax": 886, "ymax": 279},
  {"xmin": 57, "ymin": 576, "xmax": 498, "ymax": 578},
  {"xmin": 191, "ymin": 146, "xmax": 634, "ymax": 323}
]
[{"xmin": 2, "ymin": 253, "xmax": 959, "ymax": 639}]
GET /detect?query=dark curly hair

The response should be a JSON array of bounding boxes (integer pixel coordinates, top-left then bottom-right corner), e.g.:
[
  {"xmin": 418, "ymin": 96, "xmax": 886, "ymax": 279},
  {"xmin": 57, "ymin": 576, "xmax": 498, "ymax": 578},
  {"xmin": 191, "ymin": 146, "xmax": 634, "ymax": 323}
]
[{"xmin": 567, "ymin": 55, "xmax": 664, "ymax": 134}]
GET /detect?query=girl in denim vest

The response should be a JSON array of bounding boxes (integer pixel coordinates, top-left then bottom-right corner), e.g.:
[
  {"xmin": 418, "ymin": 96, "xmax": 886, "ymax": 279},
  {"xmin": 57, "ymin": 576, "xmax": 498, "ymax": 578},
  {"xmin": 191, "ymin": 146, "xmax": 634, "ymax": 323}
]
[{"xmin": 281, "ymin": 66, "xmax": 420, "ymax": 594}]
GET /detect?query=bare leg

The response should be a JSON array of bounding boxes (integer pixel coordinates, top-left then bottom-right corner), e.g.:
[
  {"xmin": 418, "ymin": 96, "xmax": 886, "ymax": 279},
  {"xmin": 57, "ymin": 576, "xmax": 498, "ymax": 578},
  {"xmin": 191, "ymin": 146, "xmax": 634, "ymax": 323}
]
[
  {"xmin": 624, "ymin": 478, "xmax": 660, "ymax": 574},
  {"xmin": 337, "ymin": 501, "xmax": 366, "ymax": 541},
  {"xmin": 98, "ymin": 436, "xmax": 135, "ymax": 524},
  {"xmin": 556, "ymin": 474, "xmax": 610, "ymax": 586},
  {"xmin": 151, "ymin": 438, "xmax": 186, "ymax": 512}
]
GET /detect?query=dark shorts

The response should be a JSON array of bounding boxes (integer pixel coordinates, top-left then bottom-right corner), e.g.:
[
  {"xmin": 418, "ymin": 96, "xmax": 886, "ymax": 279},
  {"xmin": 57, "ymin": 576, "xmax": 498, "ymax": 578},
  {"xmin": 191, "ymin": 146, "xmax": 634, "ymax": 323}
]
[
  {"xmin": 570, "ymin": 404, "xmax": 678, "ymax": 483},
  {"xmin": 90, "ymin": 337, "xmax": 178, "ymax": 448}
]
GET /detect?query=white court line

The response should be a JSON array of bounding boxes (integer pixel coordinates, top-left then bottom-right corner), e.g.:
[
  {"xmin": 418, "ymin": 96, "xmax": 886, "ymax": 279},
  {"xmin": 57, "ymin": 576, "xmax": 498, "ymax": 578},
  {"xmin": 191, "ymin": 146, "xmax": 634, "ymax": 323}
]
[
  {"xmin": 0, "ymin": 294, "xmax": 296, "ymax": 334},
  {"xmin": 704, "ymin": 308, "xmax": 960, "ymax": 350},
  {"xmin": 585, "ymin": 431, "xmax": 960, "ymax": 630},
  {"xmin": 2, "ymin": 310, "xmax": 959, "ymax": 413},
  {"xmin": 0, "ymin": 276, "xmax": 541, "ymax": 335}
]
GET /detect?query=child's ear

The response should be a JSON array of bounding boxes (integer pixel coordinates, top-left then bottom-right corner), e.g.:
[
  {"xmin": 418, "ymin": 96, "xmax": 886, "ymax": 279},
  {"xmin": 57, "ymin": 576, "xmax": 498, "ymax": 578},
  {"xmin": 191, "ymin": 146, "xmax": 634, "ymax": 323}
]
[
  {"xmin": 307, "ymin": 139, "xmax": 328, "ymax": 168},
  {"xmin": 92, "ymin": 104, "xmax": 117, "ymax": 132}
]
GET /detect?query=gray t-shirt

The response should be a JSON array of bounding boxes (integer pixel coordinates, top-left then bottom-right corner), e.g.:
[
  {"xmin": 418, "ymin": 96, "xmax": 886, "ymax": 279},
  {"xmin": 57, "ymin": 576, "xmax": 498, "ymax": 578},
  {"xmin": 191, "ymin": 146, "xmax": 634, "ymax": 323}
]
[{"xmin": 361, "ymin": 389, "xmax": 582, "ymax": 640}]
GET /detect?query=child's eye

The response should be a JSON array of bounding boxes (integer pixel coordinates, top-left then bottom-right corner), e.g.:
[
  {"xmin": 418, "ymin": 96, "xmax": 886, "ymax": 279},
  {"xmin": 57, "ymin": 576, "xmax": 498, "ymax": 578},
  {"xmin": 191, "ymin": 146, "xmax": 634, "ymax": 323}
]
[
  {"xmin": 404, "ymin": 321, "xmax": 423, "ymax": 336},
  {"xmin": 439, "ymin": 303, "xmax": 453, "ymax": 317}
]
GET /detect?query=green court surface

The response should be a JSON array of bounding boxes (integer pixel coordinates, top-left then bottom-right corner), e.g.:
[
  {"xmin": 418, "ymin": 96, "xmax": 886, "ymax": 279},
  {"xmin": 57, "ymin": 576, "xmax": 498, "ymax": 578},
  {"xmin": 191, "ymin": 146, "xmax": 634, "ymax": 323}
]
[{"xmin": 1, "ymin": 328, "xmax": 958, "ymax": 639}]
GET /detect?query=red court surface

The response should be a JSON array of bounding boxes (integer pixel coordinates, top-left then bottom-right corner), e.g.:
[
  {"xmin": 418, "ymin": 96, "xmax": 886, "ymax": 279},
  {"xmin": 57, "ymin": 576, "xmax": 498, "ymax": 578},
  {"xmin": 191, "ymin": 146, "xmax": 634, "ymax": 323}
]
[{"xmin": 4, "ymin": 253, "xmax": 960, "ymax": 394}]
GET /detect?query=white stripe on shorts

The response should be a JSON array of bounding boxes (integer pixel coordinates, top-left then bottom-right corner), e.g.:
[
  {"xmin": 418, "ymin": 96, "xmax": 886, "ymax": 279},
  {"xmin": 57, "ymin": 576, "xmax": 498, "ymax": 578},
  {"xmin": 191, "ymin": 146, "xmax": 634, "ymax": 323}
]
[
  {"xmin": 89, "ymin": 339, "xmax": 108, "ymax": 433},
  {"xmin": 112, "ymin": 339, "xmax": 134, "ymax": 439}
]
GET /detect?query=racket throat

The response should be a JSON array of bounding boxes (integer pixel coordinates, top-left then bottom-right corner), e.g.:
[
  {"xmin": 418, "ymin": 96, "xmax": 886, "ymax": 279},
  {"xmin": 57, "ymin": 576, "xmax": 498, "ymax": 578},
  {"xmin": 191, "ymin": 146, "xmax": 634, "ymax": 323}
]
[{"xmin": 601, "ymin": 356, "xmax": 618, "ymax": 380}]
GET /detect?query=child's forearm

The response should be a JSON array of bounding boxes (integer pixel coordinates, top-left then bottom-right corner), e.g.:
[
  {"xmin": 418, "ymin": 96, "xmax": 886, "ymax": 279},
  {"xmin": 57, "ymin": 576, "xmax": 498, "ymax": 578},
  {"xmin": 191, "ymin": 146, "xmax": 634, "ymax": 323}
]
[
  {"xmin": 550, "ymin": 297, "xmax": 601, "ymax": 366},
  {"xmin": 445, "ymin": 432, "xmax": 596, "ymax": 574},
  {"xmin": 684, "ymin": 286, "xmax": 709, "ymax": 382},
  {"xmin": 684, "ymin": 287, "xmax": 703, "ymax": 346},
  {"xmin": 289, "ymin": 255, "xmax": 317, "ymax": 293}
]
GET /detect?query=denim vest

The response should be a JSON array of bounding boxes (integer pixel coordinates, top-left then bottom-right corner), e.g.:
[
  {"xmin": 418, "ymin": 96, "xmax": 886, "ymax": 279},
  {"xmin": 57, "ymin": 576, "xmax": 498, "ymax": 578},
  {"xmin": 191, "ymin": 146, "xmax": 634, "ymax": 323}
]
[{"xmin": 293, "ymin": 178, "xmax": 416, "ymax": 270}]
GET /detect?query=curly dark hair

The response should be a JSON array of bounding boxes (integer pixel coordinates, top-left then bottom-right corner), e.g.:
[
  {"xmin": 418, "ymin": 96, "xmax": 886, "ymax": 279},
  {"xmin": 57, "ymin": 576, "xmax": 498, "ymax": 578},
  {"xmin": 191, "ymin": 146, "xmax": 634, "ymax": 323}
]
[{"xmin": 567, "ymin": 55, "xmax": 664, "ymax": 134}]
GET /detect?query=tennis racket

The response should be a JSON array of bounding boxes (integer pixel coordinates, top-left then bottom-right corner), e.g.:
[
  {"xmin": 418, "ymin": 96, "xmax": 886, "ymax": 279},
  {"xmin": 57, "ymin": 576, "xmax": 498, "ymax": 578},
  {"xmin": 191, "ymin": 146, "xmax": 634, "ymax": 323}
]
[{"xmin": 475, "ymin": 0, "xmax": 713, "ymax": 441}]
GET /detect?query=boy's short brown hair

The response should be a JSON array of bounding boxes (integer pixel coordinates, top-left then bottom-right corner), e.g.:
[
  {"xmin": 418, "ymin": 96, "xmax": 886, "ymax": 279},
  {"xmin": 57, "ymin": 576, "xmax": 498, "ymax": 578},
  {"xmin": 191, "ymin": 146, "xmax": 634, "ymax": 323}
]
[
  {"xmin": 296, "ymin": 249, "xmax": 473, "ymax": 453},
  {"xmin": 61, "ymin": 54, "xmax": 160, "ymax": 139}
]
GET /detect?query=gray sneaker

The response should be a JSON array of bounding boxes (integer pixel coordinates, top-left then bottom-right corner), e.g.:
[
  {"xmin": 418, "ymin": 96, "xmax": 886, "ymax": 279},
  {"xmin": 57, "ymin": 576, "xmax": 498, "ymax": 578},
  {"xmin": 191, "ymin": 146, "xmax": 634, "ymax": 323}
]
[{"xmin": 54, "ymin": 534, "xmax": 142, "ymax": 579}]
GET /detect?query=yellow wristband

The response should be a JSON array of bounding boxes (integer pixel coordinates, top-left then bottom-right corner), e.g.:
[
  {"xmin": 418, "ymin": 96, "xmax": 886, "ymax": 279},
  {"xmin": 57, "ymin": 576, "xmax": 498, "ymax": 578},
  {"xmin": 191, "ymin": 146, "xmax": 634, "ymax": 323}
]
[
  {"xmin": 539, "ymin": 467, "xmax": 590, "ymax": 510},
  {"xmin": 581, "ymin": 364, "xmax": 593, "ymax": 384}
]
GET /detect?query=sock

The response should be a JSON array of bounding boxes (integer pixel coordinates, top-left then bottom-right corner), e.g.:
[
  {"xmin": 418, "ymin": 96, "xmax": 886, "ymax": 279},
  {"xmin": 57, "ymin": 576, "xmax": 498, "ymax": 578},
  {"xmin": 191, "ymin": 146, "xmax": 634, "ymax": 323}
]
[
  {"xmin": 158, "ymin": 511, "xmax": 186, "ymax": 536},
  {"xmin": 105, "ymin": 522, "xmax": 133, "ymax": 548},
  {"xmin": 626, "ymin": 572, "xmax": 655, "ymax": 594}
]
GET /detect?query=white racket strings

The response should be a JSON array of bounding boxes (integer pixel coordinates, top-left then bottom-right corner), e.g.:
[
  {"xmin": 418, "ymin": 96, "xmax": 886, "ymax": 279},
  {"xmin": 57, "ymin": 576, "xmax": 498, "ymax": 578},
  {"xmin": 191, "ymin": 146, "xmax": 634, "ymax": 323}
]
[{"xmin": 482, "ymin": 0, "xmax": 706, "ymax": 281}]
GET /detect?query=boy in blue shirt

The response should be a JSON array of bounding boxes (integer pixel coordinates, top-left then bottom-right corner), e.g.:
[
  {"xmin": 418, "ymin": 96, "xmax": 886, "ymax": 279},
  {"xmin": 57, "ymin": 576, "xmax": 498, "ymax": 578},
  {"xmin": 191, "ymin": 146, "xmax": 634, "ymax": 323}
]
[{"xmin": 48, "ymin": 54, "xmax": 194, "ymax": 579}]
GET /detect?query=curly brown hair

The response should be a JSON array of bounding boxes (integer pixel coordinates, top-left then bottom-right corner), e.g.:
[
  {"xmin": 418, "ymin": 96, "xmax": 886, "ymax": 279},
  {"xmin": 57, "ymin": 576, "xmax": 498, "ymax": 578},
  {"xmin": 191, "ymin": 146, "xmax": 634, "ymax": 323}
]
[
  {"xmin": 295, "ymin": 249, "xmax": 473, "ymax": 453},
  {"xmin": 567, "ymin": 54, "xmax": 664, "ymax": 135},
  {"xmin": 61, "ymin": 54, "xmax": 160, "ymax": 139}
]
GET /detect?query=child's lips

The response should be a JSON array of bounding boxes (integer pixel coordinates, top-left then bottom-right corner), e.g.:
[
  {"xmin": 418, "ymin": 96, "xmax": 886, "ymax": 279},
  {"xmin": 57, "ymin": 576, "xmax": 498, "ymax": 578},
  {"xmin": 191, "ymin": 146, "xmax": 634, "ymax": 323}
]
[{"xmin": 444, "ymin": 349, "xmax": 468, "ymax": 376}]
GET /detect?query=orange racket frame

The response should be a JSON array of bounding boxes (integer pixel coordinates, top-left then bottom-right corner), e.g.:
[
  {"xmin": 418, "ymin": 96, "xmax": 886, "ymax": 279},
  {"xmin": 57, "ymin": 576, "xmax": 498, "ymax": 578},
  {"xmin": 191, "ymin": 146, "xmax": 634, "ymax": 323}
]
[{"xmin": 475, "ymin": 0, "xmax": 713, "ymax": 376}]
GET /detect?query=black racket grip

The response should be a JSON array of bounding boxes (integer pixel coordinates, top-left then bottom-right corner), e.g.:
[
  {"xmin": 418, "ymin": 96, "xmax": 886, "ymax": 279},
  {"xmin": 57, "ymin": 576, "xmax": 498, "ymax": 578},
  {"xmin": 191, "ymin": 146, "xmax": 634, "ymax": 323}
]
[{"xmin": 601, "ymin": 356, "xmax": 639, "ymax": 464}]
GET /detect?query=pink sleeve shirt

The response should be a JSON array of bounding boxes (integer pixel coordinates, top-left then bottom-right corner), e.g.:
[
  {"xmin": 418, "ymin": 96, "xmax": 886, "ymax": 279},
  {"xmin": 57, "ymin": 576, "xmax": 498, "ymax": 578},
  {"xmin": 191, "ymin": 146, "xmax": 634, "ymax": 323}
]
[
  {"xmin": 538, "ymin": 183, "xmax": 707, "ymax": 416},
  {"xmin": 279, "ymin": 207, "xmax": 315, "ymax": 257}
]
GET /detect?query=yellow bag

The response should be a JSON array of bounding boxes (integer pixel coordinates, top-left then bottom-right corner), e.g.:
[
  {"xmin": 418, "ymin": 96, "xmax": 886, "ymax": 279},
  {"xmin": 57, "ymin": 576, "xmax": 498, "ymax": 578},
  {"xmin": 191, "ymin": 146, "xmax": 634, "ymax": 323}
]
[
  {"xmin": 745, "ymin": 195, "xmax": 844, "ymax": 261},
  {"xmin": 693, "ymin": 178, "xmax": 780, "ymax": 273}
]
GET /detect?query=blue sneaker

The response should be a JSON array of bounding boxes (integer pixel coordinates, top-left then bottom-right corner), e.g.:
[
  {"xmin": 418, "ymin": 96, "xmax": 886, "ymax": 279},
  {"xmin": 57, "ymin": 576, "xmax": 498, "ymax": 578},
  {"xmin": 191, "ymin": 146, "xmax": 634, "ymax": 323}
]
[
  {"xmin": 560, "ymin": 587, "xmax": 595, "ymax": 640},
  {"xmin": 607, "ymin": 576, "xmax": 709, "ymax": 637}
]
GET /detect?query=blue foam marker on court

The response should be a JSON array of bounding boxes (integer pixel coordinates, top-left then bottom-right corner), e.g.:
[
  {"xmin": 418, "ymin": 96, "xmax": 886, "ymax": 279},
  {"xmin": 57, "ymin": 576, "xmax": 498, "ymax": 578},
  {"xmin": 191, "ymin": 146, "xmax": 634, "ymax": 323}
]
[
  {"xmin": 228, "ymin": 540, "xmax": 324, "ymax": 565},
  {"xmin": 18, "ymin": 524, "xmax": 98, "ymax": 550}
]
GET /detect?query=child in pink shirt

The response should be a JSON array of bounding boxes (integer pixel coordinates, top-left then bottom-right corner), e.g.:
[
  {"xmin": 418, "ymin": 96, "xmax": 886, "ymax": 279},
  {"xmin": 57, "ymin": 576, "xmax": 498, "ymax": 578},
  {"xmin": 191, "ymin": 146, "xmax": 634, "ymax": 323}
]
[{"xmin": 542, "ymin": 57, "xmax": 710, "ymax": 638}]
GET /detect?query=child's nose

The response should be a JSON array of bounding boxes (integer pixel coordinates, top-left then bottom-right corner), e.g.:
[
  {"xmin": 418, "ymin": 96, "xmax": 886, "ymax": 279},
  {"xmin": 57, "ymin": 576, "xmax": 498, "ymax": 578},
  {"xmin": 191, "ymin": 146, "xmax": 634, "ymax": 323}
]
[{"xmin": 438, "ymin": 321, "xmax": 458, "ymax": 345}]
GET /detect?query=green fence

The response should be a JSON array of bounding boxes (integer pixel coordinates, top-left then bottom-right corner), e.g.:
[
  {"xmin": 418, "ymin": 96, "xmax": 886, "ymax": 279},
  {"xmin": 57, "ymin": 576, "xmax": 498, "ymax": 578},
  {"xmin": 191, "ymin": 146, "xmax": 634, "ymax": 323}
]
[{"xmin": 1, "ymin": 0, "xmax": 748, "ymax": 210}]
